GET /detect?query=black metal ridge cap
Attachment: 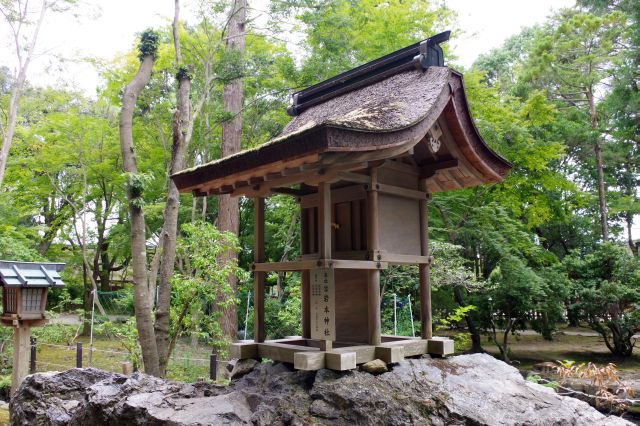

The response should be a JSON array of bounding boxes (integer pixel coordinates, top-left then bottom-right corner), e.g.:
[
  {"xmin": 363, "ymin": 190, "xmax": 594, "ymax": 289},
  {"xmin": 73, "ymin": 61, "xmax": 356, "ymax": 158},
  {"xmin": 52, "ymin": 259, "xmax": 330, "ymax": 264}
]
[{"xmin": 287, "ymin": 30, "xmax": 451, "ymax": 116}]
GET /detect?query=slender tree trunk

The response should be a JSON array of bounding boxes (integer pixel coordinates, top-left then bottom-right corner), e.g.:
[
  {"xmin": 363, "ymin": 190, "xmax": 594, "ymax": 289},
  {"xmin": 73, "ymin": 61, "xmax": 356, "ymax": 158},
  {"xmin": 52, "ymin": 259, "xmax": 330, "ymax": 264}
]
[
  {"xmin": 587, "ymin": 88, "xmax": 609, "ymax": 241},
  {"xmin": 501, "ymin": 319, "xmax": 515, "ymax": 363},
  {"xmin": 627, "ymin": 213, "xmax": 636, "ymax": 255},
  {"xmin": 81, "ymin": 262, "xmax": 92, "ymax": 336},
  {"xmin": 156, "ymin": 0, "xmax": 192, "ymax": 375},
  {"xmin": 217, "ymin": 0, "xmax": 247, "ymax": 342},
  {"xmin": 0, "ymin": 1, "xmax": 47, "ymax": 187},
  {"xmin": 625, "ymin": 158, "xmax": 637, "ymax": 255},
  {"xmin": 119, "ymin": 53, "xmax": 161, "ymax": 377}
]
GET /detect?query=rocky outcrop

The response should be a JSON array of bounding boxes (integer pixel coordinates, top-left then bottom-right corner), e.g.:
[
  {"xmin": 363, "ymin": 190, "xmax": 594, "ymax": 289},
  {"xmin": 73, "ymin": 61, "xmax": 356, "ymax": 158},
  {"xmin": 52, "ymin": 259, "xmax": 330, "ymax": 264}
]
[{"xmin": 11, "ymin": 353, "xmax": 632, "ymax": 425}]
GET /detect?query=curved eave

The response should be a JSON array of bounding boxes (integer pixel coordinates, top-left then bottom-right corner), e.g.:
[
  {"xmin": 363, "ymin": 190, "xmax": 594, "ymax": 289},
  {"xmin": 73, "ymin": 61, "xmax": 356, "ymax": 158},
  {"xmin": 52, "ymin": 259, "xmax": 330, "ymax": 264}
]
[{"xmin": 447, "ymin": 70, "xmax": 511, "ymax": 181}]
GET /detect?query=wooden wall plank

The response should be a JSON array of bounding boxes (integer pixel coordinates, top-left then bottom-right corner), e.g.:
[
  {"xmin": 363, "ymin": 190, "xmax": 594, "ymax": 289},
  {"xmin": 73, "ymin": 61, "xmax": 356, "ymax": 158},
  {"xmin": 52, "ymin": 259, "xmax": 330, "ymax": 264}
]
[
  {"xmin": 335, "ymin": 269, "xmax": 369, "ymax": 344},
  {"xmin": 335, "ymin": 202, "xmax": 352, "ymax": 251},
  {"xmin": 378, "ymin": 194, "xmax": 421, "ymax": 256}
]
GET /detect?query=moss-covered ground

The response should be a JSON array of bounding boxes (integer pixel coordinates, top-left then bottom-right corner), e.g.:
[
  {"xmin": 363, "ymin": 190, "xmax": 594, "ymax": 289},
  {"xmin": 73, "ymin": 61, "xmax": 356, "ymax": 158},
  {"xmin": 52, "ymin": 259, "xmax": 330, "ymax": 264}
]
[
  {"xmin": 477, "ymin": 330, "xmax": 640, "ymax": 374},
  {"xmin": 32, "ymin": 335, "xmax": 215, "ymax": 383}
]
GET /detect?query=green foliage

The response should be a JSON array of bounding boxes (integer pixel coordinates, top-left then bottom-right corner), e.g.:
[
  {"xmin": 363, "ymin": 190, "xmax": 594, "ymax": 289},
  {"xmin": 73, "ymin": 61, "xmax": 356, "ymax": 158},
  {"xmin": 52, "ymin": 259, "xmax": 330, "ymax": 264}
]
[
  {"xmin": 0, "ymin": 327, "xmax": 13, "ymax": 375},
  {"xmin": 437, "ymin": 306, "xmax": 477, "ymax": 352},
  {"xmin": 50, "ymin": 287, "xmax": 83, "ymax": 313},
  {"xmin": 526, "ymin": 374, "xmax": 559, "ymax": 390},
  {"xmin": 138, "ymin": 29, "xmax": 160, "ymax": 60},
  {"xmin": 562, "ymin": 243, "xmax": 640, "ymax": 356},
  {"xmin": 175, "ymin": 66, "xmax": 192, "ymax": 81},
  {"xmin": 32, "ymin": 324, "xmax": 78, "ymax": 345},
  {"xmin": 0, "ymin": 226, "xmax": 43, "ymax": 261},
  {"xmin": 291, "ymin": 0, "xmax": 456, "ymax": 84},
  {"xmin": 99, "ymin": 289, "xmax": 135, "ymax": 316},
  {"xmin": 438, "ymin": 305, "xmax": 476, "ymax": 329},
  {"xmin": 126, "ymin": 172, "xmax": 154, "ymax": 209},
  {"xmin": 243, "ymin": 277, "xmax": 302, "ymax": 340},
  {"xmin": 0, "ymin": 375, "xmax": 10, "ymax": 393},
  {"xmin": 172, "ymin": 221, "xmax": 246, "ymax": 356},
  {"xmin": 95, "ymin": 318, "xmax": 142, "ymax": 369}
]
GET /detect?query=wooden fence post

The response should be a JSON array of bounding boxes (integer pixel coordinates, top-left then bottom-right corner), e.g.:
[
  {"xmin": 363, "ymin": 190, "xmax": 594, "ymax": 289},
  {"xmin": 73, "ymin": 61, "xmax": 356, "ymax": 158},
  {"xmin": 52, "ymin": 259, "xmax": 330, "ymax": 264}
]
[
  {"xmin": 209, "ymin": 354, "xmax": 217, "ymax": 381},
  {"xmin": 76, "ymin": 342, "xmax": 82, "ymax": 368},
  {"xmin": 29, "ymin": 337, "xmax": 36, "ymax": 374}
]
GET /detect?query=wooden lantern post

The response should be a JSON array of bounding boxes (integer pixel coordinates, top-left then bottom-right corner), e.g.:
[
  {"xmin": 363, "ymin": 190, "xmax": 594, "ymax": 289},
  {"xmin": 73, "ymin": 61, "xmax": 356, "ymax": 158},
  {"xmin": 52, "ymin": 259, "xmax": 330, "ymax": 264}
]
[{"xmin": 0, "ymin": 261, "xmax": 65, "ymax": 395}]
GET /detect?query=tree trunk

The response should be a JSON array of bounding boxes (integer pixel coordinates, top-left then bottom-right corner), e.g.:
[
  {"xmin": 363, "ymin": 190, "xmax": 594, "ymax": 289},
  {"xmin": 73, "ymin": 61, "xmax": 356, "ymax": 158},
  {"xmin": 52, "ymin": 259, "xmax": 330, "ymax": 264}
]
[
  {"xmin": 625, "ymin": 158, "xmax": 637, "ymax": 255},
  {"xmin": 587, "ymin": 88, "xmax": 609, "ymax": 241},
  {"xmin": 627, "ymin": 213, "xmax": 637, "ymax": 255},
  {"xmin": 119, "ymin": 53, "xmax": 161, "ymax": 377},
  {"xmin": 0, "ymin": 1, "xmax": 47, "ymax": 188},
  {"xmin": 501, "ymin": 319, "xmax": 515, "ymax": 363},
  {"xmin": 594, "ymin": 140, "xmax": 609, "ymax": 241},
  {"xmin": 99, "ymin": 241, "xmax": 111, "ymax": 291},
  {"xmin": 217, "ymin": 0, "xmax": 247, "ymax": 342},
  {"xmin": 81, "ymin": 262, "xmax": 92, "ymax": 336},
  {"xmin": 155, "ymin": 0, "xmax": 193, "ymax": 376}
]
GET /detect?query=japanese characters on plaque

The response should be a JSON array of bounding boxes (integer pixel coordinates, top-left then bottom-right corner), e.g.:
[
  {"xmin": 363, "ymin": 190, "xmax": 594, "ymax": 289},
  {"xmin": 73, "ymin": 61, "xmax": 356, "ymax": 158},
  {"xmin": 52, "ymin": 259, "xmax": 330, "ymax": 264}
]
[{"xmin": 310, "ymin": 268, "xmax": 335, "ymax": 341}]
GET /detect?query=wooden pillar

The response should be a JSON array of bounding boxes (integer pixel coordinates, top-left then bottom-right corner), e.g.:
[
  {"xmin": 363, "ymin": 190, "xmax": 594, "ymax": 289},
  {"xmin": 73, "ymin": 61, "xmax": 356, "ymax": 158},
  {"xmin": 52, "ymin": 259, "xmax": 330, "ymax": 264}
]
[
  {"xmin": 366, "ymin": 169, "xmax": 382, "ymax": 345},
  {"xmin": 253, "ymin": 197, "xmax": 266, "ymax": 343},
  {"xmin": 419, "ymin": 179, "xmax": 432, "ymax": 339},
  {"xmin": 318, "ymin": 182, "xmax": 331, "ymax": 260},
  {"xmin": 11, "ymin": 323, "xmax": 30, "ymax": 396},
  {"xmin": 300, "ymin": 207, "xmax": 310, "ymax": 338}
]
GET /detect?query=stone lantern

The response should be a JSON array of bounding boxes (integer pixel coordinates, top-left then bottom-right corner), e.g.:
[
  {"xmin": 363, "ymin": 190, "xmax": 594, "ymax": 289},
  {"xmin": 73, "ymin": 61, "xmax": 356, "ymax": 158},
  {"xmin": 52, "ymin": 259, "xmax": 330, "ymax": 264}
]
[{"xmin": 0, "ymin": 261, "xmax": 65, "ymax": 394}]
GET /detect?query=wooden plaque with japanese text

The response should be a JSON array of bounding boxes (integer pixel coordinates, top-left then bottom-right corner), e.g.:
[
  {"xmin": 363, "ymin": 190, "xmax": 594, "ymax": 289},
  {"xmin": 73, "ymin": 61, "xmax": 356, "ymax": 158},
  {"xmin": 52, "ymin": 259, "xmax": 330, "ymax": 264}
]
[{"xmin": 310, "ymin": 268, "xmax": 336, "ymax": 341}]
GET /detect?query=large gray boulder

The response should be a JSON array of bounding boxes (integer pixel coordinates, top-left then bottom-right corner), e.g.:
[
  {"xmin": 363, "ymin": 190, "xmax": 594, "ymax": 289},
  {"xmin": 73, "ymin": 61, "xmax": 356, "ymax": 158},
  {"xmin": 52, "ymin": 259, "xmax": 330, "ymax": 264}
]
[{"xmin": 11, "ymin": 353, "xmax": 633, "ymax": 425}]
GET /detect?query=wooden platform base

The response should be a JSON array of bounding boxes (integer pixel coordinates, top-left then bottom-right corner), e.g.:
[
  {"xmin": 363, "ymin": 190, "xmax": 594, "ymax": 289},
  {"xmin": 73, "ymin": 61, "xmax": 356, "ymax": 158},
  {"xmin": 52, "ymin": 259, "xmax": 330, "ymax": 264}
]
[{"xmin": 229, "ymin": 335, "xmax": 454, "ymax": 371}]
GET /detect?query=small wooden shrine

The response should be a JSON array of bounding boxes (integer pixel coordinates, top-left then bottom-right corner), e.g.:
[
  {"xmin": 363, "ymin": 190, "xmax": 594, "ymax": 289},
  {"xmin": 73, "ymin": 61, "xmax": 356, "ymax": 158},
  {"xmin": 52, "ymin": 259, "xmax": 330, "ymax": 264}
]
[
  {"xmin": 172, "ymin": 32, "xmax": 511, "ymax": 371},
  {"xmin": 0, "ymin": 261, "xmax": 65, "ymax": 393}
]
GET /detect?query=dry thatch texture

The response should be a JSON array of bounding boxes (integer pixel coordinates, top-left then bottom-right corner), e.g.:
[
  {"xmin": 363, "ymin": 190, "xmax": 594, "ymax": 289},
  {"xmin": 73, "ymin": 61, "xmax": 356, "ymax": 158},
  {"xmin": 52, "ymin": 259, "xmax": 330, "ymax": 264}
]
[{"xmin": 282, "ymin": 67, "xmax": 450, "ymax": 135}]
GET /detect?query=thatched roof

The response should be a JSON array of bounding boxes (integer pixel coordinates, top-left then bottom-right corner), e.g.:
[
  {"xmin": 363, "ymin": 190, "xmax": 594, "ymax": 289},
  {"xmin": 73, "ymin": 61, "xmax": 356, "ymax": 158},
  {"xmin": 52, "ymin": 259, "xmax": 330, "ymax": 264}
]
[
  {"xmin": 281, "ymin": 67, "xmax": 451, "ymax": 135},
  {"xmin": 172, "ymin": 66, "xmax": 510, "ymax": 196}
]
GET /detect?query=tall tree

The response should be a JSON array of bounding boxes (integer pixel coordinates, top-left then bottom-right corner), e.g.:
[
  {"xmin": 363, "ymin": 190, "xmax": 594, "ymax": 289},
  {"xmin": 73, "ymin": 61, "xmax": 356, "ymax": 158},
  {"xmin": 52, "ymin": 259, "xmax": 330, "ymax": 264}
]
[
  {"xmin": 579, "ymin": 0, "xmax": 640, "ymax": 253},
  {"xmin": 218, "ymin": 0, "xmax": 247, "ymax": 341},
  {"xmin": 0, "ymin": 0, "xmax": 47, "ymax": 188},
  {"xmin": 525, "ymin": 9, "xmax": 626, "ymax": 241},
  {"xmin": 155, "ymin": 0, "xmax": 193, "ymax": 376},
  {"xmin": 119, "ymin": 29, "xmax": 161, "ymax": 377},
  {"xmin": 0, "ymin": 0, "xmax": 76, "ymax": 187}
]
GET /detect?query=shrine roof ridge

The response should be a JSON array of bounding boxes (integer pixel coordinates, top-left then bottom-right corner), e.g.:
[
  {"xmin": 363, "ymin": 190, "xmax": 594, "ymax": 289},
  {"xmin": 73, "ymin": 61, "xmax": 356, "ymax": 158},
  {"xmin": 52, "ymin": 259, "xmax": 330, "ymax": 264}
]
[{"xmin": 287, "ymin": 30, "xmax": 451, "ymax": 116}]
